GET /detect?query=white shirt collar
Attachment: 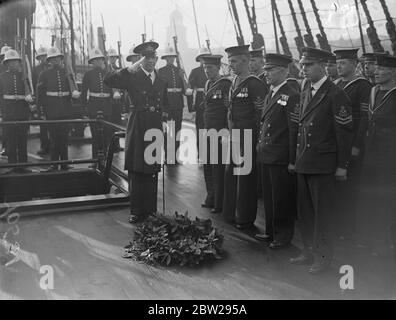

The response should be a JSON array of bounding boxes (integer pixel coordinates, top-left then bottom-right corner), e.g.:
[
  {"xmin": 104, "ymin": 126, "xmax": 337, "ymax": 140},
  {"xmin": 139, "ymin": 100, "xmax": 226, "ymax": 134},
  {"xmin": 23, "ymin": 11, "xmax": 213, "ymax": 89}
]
[
  {"xmin": 141, "ymin": 67, "xmax": 155, "ymax": 83},
  {"xmin": 311, "ymin": 75, "xmax": 327, "ymax": 92},
  {"xmin": 270, "ymin": 80, "xmax": 287, "ymax": 97}
]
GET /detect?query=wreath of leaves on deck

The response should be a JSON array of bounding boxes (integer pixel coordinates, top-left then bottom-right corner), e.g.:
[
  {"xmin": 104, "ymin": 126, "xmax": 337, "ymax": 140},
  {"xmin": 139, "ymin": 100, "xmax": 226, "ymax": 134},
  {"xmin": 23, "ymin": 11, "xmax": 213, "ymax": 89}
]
[{"xmin": 123, "ymin": 212, "xmax": 224, "ymax": 267}]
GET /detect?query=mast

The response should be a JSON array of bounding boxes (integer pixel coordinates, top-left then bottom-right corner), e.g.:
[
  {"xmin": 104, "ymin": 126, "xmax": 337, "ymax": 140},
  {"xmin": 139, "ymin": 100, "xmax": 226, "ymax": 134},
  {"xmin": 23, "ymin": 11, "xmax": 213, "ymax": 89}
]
[
  {"xmin": 287, "ymin": 0, "xmax": 304, "ymax": 55},
  {"xmin": 272, "ymin": 0, "xmax": 291, "ymax": 56},
  {"xmin": 379, "ymin": 0, "xmax": 396, "ymax": 55},
  {"xmin": 297, "ymin": 0, "xmax": 315, "ymax": 48},
  {"xmin": 271, "ymin": 0, "xmax": 279, "ymax": 53},
  {"xmin": 69, "ymin": 0, "xmax": 76, "ymax": 72},
  {"xmin": 243, "ymin": 0, "xmax": 264, "ymax": 50},
  {"xmin": 354, "ymin": 0, "xmax": 366, "ymax": 54},
  {"xmin": 309, "ymin": 0, "xmax": 331, "ymax": 51},
  {"xmin": 360, "ymin": 0, "xmax": 384, "ymax": 52},
  {"xmin": 191, "ymin": 0, "xmax": 201, "ymax": 48},
  {"xmin": 229, "ymin": 0, "xmax": 245, "ymax": 45}
]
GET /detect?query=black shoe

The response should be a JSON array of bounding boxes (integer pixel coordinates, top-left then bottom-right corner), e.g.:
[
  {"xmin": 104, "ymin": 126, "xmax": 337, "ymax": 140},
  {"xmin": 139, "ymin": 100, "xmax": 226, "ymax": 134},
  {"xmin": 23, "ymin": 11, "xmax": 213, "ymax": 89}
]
[
  {"xmin": 211, "ymin": 208, "xmax": 222, "ymax": 214},
  {"xmin": 254, "ymin": 233, "xmax": 272, "ymax": 241},
  {"xmin": 128, "ymin": 214, "xmax": 147, "ymax": 224},
  {"xmin": 16, "ymin": 168, "xmax": 33, "ymax": 174},
  {"xmin": 289, "ymin": 254, "xmax": 313, "ymax": 265},
  {"xmin": 308, "ymin": 263, "xmax": 331, "ymax": 275},
  {"xmin": 0, "ymin": 149, "xmax": 7, "ymax": 157},
  {"xmin": 43, "ymin": 165, "xmax": 58, "ymax": 172},
  {"xmin": 201, "ymin": 202, "xmax": 214, "ymax": 209},
  {"xmin": 37, "ymin": 149, "xmax": 49, "ymax": 156},
  {"xmin": 269, "ymin": 241, "xmax": 291, "ymax": 250},
  {"xmin": 235, "ymin": 223, "xmax": 255, "ymax": 230},
  {"xmin": 61, "ymin": 165, "xmax": 73, "ymax": 171}
]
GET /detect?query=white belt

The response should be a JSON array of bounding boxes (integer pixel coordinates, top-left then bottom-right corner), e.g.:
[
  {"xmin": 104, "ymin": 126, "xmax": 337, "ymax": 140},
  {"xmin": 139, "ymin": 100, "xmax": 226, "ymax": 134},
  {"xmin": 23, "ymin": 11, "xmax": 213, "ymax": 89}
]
[
  {"xmin": 89, "ymin": 92, "xmax": 111, "ymax": 98},
  {"xmin": 3, "ymin": 95, "xmax": 26, "ymax": 100},
  {"xmin": 47, "ymin": 91, "xmax": 70, "ymax": 97},
  {"xmin": 167, "ymin": 88, "xmax": 182, "ymax": 93},
  {"xmin": 196, "ymin": 88, "xmax": 205, "ymax": 92}
]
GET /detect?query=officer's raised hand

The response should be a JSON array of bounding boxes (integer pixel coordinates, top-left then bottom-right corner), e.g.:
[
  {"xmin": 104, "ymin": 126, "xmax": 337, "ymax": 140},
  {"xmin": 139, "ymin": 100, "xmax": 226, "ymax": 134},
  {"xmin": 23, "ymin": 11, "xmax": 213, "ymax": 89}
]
[
  {"xmin": 127, "ymin": 56, "xmax": 145, "ymax": 73},
  {"xmin": 335, "ymin": 167, "xmax": 347, "ymax": 181}
]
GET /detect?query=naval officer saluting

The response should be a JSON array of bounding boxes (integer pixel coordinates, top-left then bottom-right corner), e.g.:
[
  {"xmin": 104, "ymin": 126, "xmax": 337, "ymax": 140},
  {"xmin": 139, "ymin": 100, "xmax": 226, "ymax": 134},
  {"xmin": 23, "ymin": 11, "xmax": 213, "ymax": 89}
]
[{"xmin": 104, "ymin": 41, "xmax": 169, "ymax": 223}]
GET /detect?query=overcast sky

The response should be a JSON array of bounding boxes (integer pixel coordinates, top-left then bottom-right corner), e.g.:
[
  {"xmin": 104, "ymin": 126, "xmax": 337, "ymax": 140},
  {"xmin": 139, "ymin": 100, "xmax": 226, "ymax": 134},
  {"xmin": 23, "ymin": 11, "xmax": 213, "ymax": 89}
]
[{"xmin": 30, "ymin": 0, "xmax": 395, "ymax": 52}]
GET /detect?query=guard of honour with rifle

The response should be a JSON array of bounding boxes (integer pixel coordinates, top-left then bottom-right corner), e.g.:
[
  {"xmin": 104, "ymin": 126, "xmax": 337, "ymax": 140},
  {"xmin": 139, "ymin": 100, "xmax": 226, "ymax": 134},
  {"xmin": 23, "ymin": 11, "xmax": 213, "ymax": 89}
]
[{"xmin": 1, "ymin": 27, "xmax": 396, "ymax": 274}]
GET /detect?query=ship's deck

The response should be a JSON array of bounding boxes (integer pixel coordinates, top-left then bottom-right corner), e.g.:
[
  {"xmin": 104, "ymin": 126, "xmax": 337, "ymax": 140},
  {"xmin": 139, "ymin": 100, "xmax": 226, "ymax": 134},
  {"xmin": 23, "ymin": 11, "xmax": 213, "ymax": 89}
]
[{"xmin": 0, "ymin": 122, "xmax": 395, "ymax": 299}]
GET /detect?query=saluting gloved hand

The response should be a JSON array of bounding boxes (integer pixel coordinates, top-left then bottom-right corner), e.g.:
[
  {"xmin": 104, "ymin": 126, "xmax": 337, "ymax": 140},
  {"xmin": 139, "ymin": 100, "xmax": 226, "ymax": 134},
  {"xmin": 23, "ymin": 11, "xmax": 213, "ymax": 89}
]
[
  {"xmin": 113, "ymin": 90, "xmax": 122, "ymax": 100},
  {"xmin": 25, "ymin": 94, "xmax": 34, "ymax": 103},
  {"xmin": 72, "ymin": 90, "xmax": 81, "ymax": 99},
  {"xmin": 128, "ymin": 56, "xmax": 145, "ymax": 73}
]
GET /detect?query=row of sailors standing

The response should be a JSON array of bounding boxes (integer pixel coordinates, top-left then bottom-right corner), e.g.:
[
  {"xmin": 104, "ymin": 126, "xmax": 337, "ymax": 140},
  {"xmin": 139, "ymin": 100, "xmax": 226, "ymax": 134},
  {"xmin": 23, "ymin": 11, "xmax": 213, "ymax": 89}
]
[{"xmin": 194, "ymin": 45, "xmax": 396, "ymax": 274}]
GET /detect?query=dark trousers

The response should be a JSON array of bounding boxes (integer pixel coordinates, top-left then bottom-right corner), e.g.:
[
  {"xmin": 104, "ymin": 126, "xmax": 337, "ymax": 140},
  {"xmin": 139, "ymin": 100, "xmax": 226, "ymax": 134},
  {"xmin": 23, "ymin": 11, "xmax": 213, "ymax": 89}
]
[
  {"xmin": 297, "ymin": 173, "xmax": 336, "ymax": 264},
  {"xmin": 39, "ymin": 124, "xmax": 50, "ymax": 152},
  {"xmin": 195, "ymin": 108, "xmax": 204, "ymax": 158},
  {"xmin": 335, "ymin": 156, "xmax": 363, "ymax": 238},
  {"xmin": 167, "ymin": 108, "xmax": 183, "ymax": 156},
  {"xmin": 260, "ymin": 164, "xmax": 296, "ymax": 243},
  {"xmin": 111, "ymin": 102, "xmax": 122, "ymax": 147},
  {"xmin": 90, "ymin": 115, "xmax": 112, "ymax": 159},
  {"xmin": 203, "ymin": 135, "xmax": 225, "ymax": 209},
  {"xmin": 48, "ymin": 123, "xmax": 69, "ymax": 162},
  {"xmin": 5, "ymin": 124, "xmax": 28, "ymax": 163},
  {"xmin": 129, "ymin": 171, "xmax": 158, "ymax": 216}
]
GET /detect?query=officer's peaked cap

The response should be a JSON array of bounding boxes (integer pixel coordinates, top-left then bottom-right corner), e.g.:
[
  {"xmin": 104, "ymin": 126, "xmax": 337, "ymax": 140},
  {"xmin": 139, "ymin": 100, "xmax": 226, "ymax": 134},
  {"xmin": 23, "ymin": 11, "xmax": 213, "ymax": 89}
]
[{"xmin": 300, "ymin": 47, "xmax": 333, "ymax": 64}]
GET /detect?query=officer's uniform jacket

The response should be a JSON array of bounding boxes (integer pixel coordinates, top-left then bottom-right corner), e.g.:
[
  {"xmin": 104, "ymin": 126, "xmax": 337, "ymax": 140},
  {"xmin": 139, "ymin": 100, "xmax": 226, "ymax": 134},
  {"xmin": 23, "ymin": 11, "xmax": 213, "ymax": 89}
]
[
  {"xmin": 37, "ymin": 65, "xmax": 72, "ymax": 119},
  {"xmin": 202, "ymin": 76, "xmax": 232, "ymax": 130},
  {"xmin": 81, "ymin": 66, "xmax": 113, "ymax": 117},
  {"xmin": 294, "ymin": 77, "xmax": 353, "ymax": 174},
  {"xmin": 158, "ymin": 64, "xmax": 185, "ymax": 109},
  {"xmin": 256, "ymin": 81, "xmax": 299, "ymax": 165},
  {"xmin": 0, "ymin": 70, "xmax": 29, "ymax": 121},
  {"xmin": 334, "ymin": 76, "xmax": 372, "ymax": 150},
  {"xmin": 363, "ymin": 85, "xmax": 396, "ymax": 169},
  {"xmin": 228, "ymin": 75, "xmax": 267, "ymax": 131},
  {"xmin": 187, "ymin": 65, "xmax": 207, "ymax": 112},
  {"xmin": 0, "ymin": 64, "xmax": 7, "ymax": 74},
  {"xmin": 104, "ymin": 66, "xmax": 169, "ymax": 174}
]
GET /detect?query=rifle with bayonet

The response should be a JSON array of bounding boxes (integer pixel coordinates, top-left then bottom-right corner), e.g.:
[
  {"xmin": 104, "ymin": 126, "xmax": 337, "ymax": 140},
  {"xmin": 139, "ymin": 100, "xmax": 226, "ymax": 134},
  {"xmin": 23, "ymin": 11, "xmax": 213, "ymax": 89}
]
[
  {"xmin": 61, "ymin": 37, "xmax": 79, "ymax": 96},
  {"xmin": 16, "ymin": 18, "xmax": 34, "ymax": 108}
]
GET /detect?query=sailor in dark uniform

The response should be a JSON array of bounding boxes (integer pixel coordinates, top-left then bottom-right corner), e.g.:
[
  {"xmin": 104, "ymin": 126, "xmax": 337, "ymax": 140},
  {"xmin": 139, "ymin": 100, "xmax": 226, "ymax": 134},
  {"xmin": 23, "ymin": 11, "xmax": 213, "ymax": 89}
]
[
  {"xmin": 332, "ymin": 48, "xmax": 373, "ymax": 240},
  {"xmin": 249, "ymin": 47, "xmax": 269, "ymax": 199},
  {"xmin": 254, "ymin": 53, "xmax": 299, "ymax": 249},
  {"xmin": 104, "ymin": 41, "xmax": 169, "ymax": 224},
  {"xmin": 325, "ymin": 53, "xmax": 339, "ymax": 82},
  {"xmin": 289, "ymin": 47, "xmax": 353, "ymax": 274},
  {"xmin": 222, "ymin": 45, "xmax": 267, "ymax": 229},
  {"xmin": 32, "ymin": 46, "xmax": 50, "ymax": 156},
  {"xmin": 158, "ymin": 46, "xmax": 187, "ymax": 160},
  {"xmin": 356, "ymin": 54, "xmax": 396, "ymax": 256},
  {"xmin": 0, "ymin": 45, "xmax": 11, "ymax": 157},
  {"xmin": 201, "ymin": 54, "xmax": 232, "ymax": 213},
  {"xmin": 0, "ymin": 49, "xmax": 34, "ymax": 172},
  {"xmin": 37, "ymin": 46, "xmax": 81, "ymax": 171},
  {"xmin": 249, "ymin": 47, "xmax": 268, "ymax": 85},
  {"xmin": 81, "ymin": 48, "xmax": 113, "ymax": 162},
  {"xmin": 187, "ymin": 47, "xmax": 209, "ymax": 157},
  {"xmin": 361, "ymin": 53, "xmax": 376, "ymax": 84}
]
